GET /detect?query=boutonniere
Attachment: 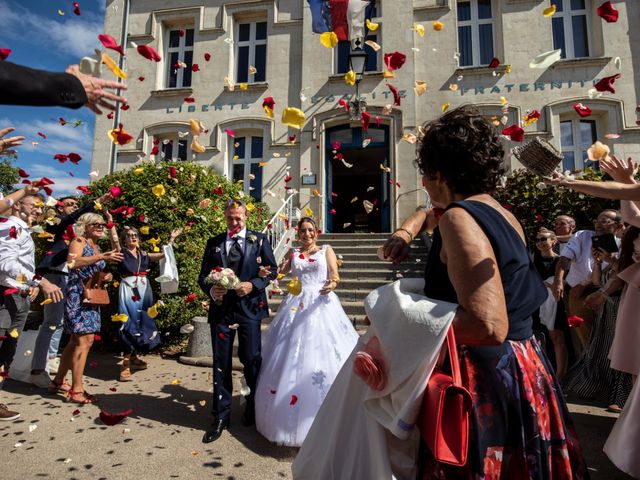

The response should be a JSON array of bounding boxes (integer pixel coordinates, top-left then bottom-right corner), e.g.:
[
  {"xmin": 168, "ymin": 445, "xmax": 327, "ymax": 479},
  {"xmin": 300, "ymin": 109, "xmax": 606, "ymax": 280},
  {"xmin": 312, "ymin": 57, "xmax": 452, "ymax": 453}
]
[
  {"xmin": 215, "ymin": 247, "xmax": 221, "ymax": 253},
  {"xmin": 248, "ymin": 234, "xmax": 257, "ymax": 243}
]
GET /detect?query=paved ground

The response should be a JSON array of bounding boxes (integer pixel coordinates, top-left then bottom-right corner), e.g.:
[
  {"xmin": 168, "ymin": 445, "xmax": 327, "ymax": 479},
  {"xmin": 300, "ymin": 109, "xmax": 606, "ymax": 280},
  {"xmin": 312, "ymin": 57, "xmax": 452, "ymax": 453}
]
[{"xmin": 0, "ymin": 353, "xmax": 633, "ymax": 480}]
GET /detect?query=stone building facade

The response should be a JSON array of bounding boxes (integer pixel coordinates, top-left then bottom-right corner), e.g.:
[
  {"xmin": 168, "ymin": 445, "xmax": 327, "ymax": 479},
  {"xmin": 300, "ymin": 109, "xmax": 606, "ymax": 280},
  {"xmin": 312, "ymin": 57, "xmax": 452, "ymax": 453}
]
[{"xmin": 92, "ymin": 0, "xmax": 640, "ymax": 233}]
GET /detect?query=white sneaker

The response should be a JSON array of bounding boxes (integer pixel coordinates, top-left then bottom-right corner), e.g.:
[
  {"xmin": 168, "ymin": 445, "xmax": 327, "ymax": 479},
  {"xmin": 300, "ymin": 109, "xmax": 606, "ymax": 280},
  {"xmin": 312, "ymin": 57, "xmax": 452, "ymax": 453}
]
[
  {"xmin": 30, "ymin": 371, "xmax": 53, "ymax": 389},
  {"xmin": 47, "ymin": 357, "xmax": 60, "ymax": 375}
]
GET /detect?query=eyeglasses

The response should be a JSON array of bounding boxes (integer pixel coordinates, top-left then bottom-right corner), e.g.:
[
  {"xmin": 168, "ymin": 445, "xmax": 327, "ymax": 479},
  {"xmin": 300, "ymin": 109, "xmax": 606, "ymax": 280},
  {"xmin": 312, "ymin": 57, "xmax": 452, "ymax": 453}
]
[
  {"xmin": 63, "ymin": 202, "xmax": 78, "ymax": 207},
  {"xmin": 594, "ymin": 219, "xmax": 616, "ymax": 226},
  {"xmin": 89, "ymin": 223, "xmax": 106, "ymax": 228},
  {"xmin": 125, "ymin": 233, "xmax": 139, "ymax": 238}
]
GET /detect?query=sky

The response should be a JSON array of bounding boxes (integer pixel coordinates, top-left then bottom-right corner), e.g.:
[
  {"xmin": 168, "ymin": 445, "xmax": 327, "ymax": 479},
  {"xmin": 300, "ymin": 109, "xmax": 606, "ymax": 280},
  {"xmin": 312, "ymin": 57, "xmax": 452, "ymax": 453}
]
[{"xmin": 0, "ymin": 0, "xmax": 107, "ymax": 195}]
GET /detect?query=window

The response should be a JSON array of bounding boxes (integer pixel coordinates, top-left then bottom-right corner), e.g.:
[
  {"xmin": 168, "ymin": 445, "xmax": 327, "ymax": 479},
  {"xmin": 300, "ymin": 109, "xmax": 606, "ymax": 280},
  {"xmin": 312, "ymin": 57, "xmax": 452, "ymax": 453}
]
[
  {"xmin": 231, "ymin": 136, "xmax": 263, "ymax": 199},
  {"xmin": 165, "ymin": 27, "xmax": 194, "ymax": 88},
  {"xmin": 235, "ymin": 22, "xmax": 267, "ymax": 83},
  {"xmin": 559, "ymin": 119, "xmax": 597, "ymax": 171},
  {"xmin": 457, "ymin": 0, "xmax": 495, "ymax": 67},
  {"xmin": 551, "ymin": 0, "xmax": 590, "ymax": 59},
  {"xmin": 158, "ymin": 135, "xmax": 188, "ymax": 161},
  {"xmin": 335, "ymin": 3, "xmax": 380, "ymax": 74}
]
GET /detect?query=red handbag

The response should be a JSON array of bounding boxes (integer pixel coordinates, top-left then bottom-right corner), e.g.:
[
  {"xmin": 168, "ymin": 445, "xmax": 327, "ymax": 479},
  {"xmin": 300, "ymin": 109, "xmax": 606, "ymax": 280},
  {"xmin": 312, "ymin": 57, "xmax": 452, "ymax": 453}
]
[{"xmin": 417, "ymin": 326, "xmax": 472, "ymax": 466}]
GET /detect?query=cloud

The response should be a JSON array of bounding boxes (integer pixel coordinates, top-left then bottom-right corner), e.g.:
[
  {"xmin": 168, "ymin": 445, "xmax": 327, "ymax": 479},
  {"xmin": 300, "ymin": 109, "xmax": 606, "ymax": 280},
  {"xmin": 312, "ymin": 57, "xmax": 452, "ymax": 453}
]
[
  {"xmin": 0, "ymin": 116, "xmax": 95, "ymax": 159},
  {"xmin": 0, "ymin": 0, "xmax": 104, "ymax": 60},
  {"xmin": 18, "ymin": 163, "xmax": 89, "ymax": 197}
]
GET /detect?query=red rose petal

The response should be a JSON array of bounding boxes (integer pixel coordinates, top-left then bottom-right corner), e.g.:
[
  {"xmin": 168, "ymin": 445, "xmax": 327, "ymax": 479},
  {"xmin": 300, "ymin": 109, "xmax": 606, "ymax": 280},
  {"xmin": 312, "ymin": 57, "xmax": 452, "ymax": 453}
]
[
  {"xmin": 68, "ymin": 152, "xmax": 81, "ymax": 164},
  {"xmin": 594, "ymin": 74, "xmax": 621, "ymax": 94},
  {"xmin": 290, "ymin": 395, "xmax": 298, "ymax": 406},
  {"xmin": 18, "ymin": 168, "xmax": 29, "ymax": 178},
  {"xmin": 204, "ymin": 53, "xmax": 211, "ymax": 61},
  {"xmin": 73, "ymin": 2, "xmax": 81, "ymax": 15},
  {"xmin": 488, "ymin": 57, "xmax": 500, "ymax": 68},
  {"xmin": 136, "ymin": 45, "xmax": 161, "ymax": 62},
  {"xmin": 573, "ymin": 103, "xmax": 592, "ymax": 118},
  {"xmin": 383, "ymin": 51, "xmax": 407, "ymax": 71},
  {"xmin": 597, "ymin": 1, "xmax": 619, "ymax": 23},
  {"xmin": 184, "ymin": 96, "xmax": 195, "ymax": 103},
  {"xmin": 0, "ymin": 48, "xmax": 11, "ymax": 61},
  {"xmin": 502, "ymin": 124, "xmax": 525, "ymax": 142},
  {"xmin": 387, "ymin": 84, "xmax": 401, "ymax": 106},
  {"xmin": 99, "ymin": 408, "xmax": 133, "ymax": 426},
  {"xmin": 98, "ymin": 34, "xmax": 126, "ymax": 56}
]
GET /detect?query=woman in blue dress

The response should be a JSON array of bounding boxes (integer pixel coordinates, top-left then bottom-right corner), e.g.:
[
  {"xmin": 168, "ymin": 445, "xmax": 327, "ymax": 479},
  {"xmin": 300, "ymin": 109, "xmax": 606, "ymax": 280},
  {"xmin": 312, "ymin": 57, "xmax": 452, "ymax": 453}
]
[
  {"xmin": 50, "ymin": 213, "xmax": 122, "ymax": 404},
  {"xmin": 114, "ymin": 225, "xmax": 181, "ymax": 381}
]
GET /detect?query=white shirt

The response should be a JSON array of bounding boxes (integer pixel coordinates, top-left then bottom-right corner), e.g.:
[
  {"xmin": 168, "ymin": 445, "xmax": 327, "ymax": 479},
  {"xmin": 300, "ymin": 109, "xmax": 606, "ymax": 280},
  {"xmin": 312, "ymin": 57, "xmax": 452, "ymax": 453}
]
[
  {"xmin": 0, "ymin": 216, "xmax": 36, "ymax": 290},
  {"xmin": 562, "ymin": 229, "xmax": 619, "ymax": 287},
  {"xmin": 225, "ymin": 227, "xmax": 246, "ymax": 257}
]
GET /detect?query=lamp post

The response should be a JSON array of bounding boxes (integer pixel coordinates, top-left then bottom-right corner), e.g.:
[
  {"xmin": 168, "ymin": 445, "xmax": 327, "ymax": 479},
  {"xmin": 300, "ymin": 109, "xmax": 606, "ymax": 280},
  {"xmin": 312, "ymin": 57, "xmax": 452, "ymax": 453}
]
[{"xmin": 348, "ymin": 37, "xmax": 368, "ymax": 121}]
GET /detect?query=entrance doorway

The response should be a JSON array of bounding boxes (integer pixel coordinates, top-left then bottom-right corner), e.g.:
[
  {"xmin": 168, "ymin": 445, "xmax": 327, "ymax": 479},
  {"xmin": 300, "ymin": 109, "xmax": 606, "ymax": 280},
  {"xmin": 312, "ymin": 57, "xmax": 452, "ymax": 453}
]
[{"xmin": 325, "ymin": 125, "xmax": 390, "ymax": 233}]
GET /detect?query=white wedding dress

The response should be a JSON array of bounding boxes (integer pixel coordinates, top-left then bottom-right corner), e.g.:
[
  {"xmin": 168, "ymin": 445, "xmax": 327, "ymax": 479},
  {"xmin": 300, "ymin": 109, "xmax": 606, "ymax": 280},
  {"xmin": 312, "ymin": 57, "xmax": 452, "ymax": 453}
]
[{"xmin": 255, "ymin": 244, "xmax": 359, "ymax": 447}]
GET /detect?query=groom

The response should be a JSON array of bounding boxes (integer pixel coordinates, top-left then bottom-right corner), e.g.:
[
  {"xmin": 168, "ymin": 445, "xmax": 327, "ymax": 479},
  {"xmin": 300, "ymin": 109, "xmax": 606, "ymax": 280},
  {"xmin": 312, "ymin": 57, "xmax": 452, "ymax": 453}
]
[{"xmin": 198, "ymin": 198, "xmax": 277, "ymax": 443}]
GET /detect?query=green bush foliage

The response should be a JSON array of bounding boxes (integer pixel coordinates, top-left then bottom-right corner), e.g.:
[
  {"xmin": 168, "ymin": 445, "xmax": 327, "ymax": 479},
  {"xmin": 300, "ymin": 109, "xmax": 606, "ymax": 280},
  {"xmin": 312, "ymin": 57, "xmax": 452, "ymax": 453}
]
[
  {"xmin": 78, "ymin": 161, "xmax": 270, "ymax": 345},
  {"xmin": 494, "ymin": 168, "xmax": 618, "ymax": 243},
  {"xmin": 0, "ymin": 156, "xmax": 20, "ymax": 195}
]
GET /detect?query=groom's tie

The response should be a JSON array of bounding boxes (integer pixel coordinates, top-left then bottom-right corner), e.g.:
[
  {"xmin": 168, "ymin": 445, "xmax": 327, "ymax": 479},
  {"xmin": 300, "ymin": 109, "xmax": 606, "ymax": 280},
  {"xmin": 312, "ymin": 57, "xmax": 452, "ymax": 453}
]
[{"xmin": 227, "ymin": 235, "xmax": 243, "ymax": 273}]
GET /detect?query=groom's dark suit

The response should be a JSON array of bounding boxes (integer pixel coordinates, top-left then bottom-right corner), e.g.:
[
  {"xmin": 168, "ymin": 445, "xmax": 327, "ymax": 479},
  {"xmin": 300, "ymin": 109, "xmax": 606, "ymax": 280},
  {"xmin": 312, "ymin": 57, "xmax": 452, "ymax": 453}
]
[{"xmin": 198, "ymin": 228, "xmax": 277, "ymax": 424}]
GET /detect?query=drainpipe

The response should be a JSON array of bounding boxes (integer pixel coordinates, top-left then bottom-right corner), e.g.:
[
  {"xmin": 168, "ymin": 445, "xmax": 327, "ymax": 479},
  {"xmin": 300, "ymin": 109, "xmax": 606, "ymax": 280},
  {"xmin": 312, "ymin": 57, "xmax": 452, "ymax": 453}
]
[{"xmin": 108, "ymin": 0, "xmax": 130, "ymax": 174}]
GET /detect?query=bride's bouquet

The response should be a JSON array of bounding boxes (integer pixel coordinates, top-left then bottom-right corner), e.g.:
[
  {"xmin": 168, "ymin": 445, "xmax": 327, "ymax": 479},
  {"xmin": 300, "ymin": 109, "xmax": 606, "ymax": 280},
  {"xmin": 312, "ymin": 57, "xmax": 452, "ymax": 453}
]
[{"xmin": 206, "ymin": 267, "xmax": 240, "ymax": 304}]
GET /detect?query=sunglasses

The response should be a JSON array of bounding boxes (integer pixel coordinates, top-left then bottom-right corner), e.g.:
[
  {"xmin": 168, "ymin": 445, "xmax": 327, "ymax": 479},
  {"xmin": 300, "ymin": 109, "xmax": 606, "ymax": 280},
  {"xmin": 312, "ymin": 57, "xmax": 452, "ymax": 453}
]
[
  {"xmin": 536, "ymin": 237, "xmax": 551, "ymax": 242},
  {"xmin": 126, "ymin": 233, "xmax": 139, "ymax": 238},
  {"xmin": 89, "ymin": 223, "xmax": 107, "ymax": 228}
]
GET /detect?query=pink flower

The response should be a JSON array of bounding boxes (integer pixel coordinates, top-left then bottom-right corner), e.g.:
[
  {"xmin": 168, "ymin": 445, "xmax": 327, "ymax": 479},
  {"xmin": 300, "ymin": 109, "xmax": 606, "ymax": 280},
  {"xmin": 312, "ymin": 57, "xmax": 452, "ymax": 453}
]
[{"xmin": 353, "ymin": 336, "xmax": 387, "ymax": 391}]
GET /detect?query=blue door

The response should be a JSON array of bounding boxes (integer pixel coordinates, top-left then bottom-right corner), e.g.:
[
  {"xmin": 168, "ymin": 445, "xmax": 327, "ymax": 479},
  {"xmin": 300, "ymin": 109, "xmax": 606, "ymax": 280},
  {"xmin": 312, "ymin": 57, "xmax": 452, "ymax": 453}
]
[{"xmin": 325, "ymin": 125, "xmax": 390, "ymax": 233}]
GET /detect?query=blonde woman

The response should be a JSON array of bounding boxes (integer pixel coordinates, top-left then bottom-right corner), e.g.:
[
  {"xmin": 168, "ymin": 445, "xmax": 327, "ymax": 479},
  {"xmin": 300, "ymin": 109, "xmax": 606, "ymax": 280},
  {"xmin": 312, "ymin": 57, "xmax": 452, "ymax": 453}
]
[{"xmin": 50, "ymin": 213, "xmax": 122, "ymax": 404}]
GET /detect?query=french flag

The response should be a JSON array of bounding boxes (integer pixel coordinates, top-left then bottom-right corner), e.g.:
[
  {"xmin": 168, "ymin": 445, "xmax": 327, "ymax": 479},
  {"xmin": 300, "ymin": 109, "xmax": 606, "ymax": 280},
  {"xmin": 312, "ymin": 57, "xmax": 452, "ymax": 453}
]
[{"xmin": 308, "ymin": 0, "xmax": 375, "ymax": 42}]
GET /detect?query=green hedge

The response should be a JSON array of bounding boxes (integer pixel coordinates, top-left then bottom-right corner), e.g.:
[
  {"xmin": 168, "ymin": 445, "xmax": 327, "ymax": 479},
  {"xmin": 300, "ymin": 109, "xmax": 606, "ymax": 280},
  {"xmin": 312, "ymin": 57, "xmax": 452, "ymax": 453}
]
[
  {"xmin": 494, "ymin": 168, "xmax": 618, "ymax": 243},
  {"xmin": 78, "ymin": 161, "xmax": 269, "ymax": 346}
]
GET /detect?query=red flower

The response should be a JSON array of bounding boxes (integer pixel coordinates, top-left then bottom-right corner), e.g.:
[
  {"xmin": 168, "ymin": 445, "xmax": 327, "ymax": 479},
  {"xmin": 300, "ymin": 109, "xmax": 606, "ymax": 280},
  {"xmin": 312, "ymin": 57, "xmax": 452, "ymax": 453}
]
[
  {"xmin": 383, "ymin": 51, "xmax": 407, "ymax": 71},
  {"xmin": 573, "ymin": 103, "xmax": 592, "ymax": 118},
  {"xmin": 99, "ymin": 409, "xmax": 133, "ymax": 426},
  {"xmin": 167, "ymin": 166, "xmax": 177, "ymax": 178},
  {"xmin": 594, "ymin": 74, "xmax": 621, "ymax": 94},
  {"xmin": 567, "ymin": 315, "xmax": 584, "ymax": 327},
  {"xmin": 109, "ymin": 206, "xmax": 127, "ymax": 215},
  {"xmin": 184, "ymin": 293, "xmax": 197, "ymax": 304},
  {"xmin": 98, "ymin": 34, "xmax": 126, "ymax": 56},
  {"xmin": 0, "ymin": 48, "xmax": 11, "ymax": 61},
  {"xmin": 361, "ymin": 111, "xmax": 371, "ymax": 132},
  {"xmin": 387, "ymin": 84, "xmax": 401, "ymax": 106},
  {"xmin": 597, "ymin": 1, "xmax": 618, "ymax": 22},
  {"xmin": 502, "ymin": 124, "xmax": 525, "ymax": 142},
  {"xmin": 76, "ymin": 186, "xmax": 91, "ymax": 195},
  {"xmin": 353, "ymin": 336, "xmax": 387, "ymax": 391},
  {"xmin": 8, "ymin": 226, "xmax": 17, "ymax": 239},
  {"xmin": 290, "ymin": 395, "xmax": 298, "ymax": 406},
  {"xmin": 109, "ymin": 186, "xmax": 123, "ymax": 198},
  {"xmin": 329, "ymin": 209, "xmax": 337, "ymax": 214},
  {"xmin": 150, "ymin": 146, "xmax": 159, "ymax": 156},
  {"xmin": 137, "ymin": 45, "xmax": 161, "ymax": 62},
  {"xmin": 213, "ymin": 186, "xmax": 224, "ymax": 195}
]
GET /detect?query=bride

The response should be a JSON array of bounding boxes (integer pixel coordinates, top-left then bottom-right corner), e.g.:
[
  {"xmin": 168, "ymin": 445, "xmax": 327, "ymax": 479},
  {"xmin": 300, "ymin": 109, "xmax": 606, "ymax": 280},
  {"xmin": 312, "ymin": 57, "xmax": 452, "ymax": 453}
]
[{"xmin": 254, "ymin": 217, "xmax": 359, "ymax": 447}]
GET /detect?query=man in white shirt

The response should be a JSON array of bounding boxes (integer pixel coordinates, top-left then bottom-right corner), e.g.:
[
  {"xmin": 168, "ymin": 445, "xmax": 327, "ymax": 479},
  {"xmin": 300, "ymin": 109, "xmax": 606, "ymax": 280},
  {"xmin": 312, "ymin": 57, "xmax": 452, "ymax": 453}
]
[
  {"xmin": 554, "ymin": 215, "xmax": 576, "ymax": 254},
  {"xmin": 0, "ymin": 192, "xmax": 63, "ymax": 421},
  {"xmin": 552, "ymin": 209, "xmax": 623, "ymax": 356}
]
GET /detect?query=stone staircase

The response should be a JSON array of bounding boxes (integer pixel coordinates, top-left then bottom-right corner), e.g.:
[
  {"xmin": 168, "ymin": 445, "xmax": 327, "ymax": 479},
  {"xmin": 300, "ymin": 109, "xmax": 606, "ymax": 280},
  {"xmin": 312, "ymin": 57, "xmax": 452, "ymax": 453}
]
[{"xmin": 267, "ymin": 233, "xmax": 428, "ymax": 327}]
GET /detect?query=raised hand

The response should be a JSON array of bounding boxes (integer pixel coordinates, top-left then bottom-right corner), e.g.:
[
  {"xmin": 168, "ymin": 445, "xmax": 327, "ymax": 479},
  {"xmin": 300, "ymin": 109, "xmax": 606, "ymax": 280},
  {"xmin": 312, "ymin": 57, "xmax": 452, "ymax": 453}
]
[
  {"xmin": 0, "ymin": 127, "xmax": 25, "ymax": 155},
  {"xmin": 600, "ymin": 155, "xmax": 637, "ymax": 184},
  {"xmin": 65, "ymin": 64, "xmax": 128, "ymax": 115}
]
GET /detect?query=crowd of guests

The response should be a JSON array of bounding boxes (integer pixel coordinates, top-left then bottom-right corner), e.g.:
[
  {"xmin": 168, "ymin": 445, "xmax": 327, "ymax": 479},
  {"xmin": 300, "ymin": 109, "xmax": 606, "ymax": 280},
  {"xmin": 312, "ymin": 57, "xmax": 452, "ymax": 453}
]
[{"xmin": 0, "ymin": 184, "xmax": 179, "ymax": 412}]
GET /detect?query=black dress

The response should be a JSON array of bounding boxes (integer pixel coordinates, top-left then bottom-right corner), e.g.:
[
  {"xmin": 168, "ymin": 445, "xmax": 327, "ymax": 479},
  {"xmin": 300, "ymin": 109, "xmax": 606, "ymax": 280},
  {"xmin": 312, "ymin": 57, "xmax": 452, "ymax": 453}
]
[{"xmin": 419, "ymin": 200, "xmax": 589, "ymax": 480}]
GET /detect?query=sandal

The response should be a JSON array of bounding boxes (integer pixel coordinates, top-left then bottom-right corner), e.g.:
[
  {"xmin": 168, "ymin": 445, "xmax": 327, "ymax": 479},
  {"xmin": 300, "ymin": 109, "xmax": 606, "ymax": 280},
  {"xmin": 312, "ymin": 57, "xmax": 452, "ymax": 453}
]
[
  {"xmin": 130, "ymin": 357, "xmax": 148, "ymax": 371},
  {"xmin": 119, "ymin": 366, "xmax": 133, "ymax": 382},
  {"xmin": 66, "ymin": 390, "xmax": 98, "ymax": 404},
  {"xmin": 48, "ymin": 379, "xmax": 72, "ymax": 394},
  {"xmin": 607, "ymin": 404, "xmax": 623, "ymax": 413}
]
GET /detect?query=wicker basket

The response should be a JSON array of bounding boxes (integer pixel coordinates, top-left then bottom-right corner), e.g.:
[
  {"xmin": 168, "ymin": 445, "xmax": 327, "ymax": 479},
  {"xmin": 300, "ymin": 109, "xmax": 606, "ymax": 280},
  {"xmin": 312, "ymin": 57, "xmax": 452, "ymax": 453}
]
[{"xmin": 511, "ymin": 137, "xmax": 563, "ymax": 177}]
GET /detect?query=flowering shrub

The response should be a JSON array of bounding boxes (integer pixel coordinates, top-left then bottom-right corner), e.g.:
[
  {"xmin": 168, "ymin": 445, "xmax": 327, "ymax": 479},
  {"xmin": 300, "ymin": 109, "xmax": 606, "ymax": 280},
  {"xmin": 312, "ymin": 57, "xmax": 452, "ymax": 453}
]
[{"xmin": 494, "ymin": 168, "xmax": 617, "ymax": 243}]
